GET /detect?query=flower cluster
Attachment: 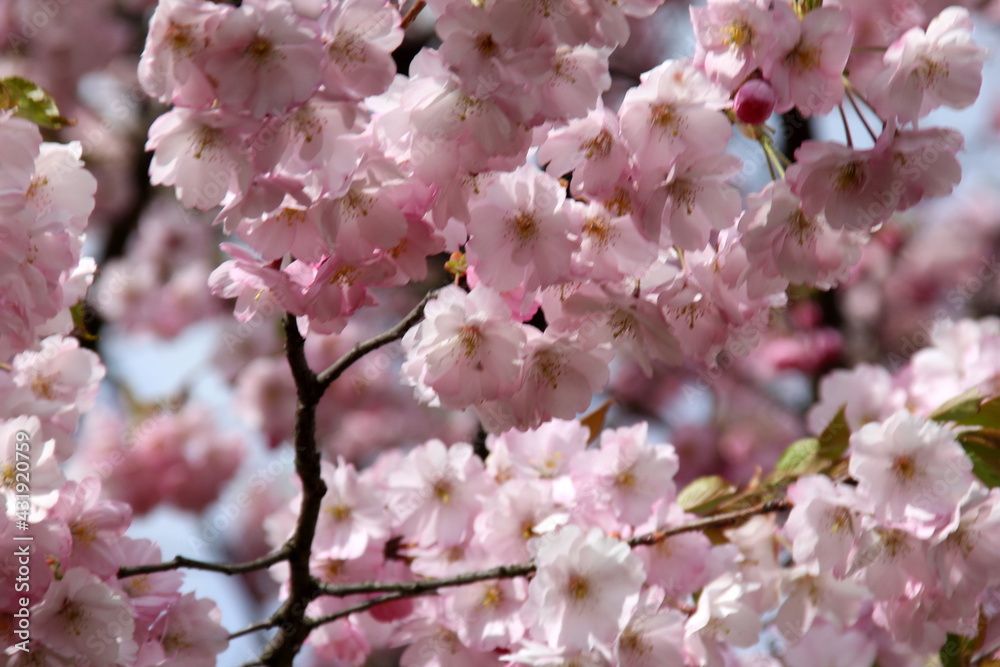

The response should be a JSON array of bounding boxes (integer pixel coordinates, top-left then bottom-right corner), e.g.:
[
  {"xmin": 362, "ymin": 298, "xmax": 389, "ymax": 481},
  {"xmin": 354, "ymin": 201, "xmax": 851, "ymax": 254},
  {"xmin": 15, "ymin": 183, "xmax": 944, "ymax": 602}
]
[
  {"xmin": 0, "ymin": 113, "xmax": 97, "ymax": 360},
  {"xmin": 0, "ymin": 475, "xmax": 228, "ymax": 666}
]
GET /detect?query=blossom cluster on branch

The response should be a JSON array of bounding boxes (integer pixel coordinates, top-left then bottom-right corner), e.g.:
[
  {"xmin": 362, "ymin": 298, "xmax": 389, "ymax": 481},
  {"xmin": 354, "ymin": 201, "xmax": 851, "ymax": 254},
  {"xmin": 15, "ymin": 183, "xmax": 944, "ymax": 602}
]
[{"xmin": 2, "ymin": 0, "xmax": 1000, "ymax": 665}]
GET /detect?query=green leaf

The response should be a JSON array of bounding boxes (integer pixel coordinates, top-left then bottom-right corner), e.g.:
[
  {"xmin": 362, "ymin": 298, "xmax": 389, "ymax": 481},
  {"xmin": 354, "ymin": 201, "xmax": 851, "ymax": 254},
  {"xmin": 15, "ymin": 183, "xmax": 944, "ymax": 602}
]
[
  {"xmin": 939, "ymin": 632, "xmax": 971, "ymax": 667},
  {"xmin": 930, "ymin": 387, "xmax": 984, "ymax": 423},
  {"xmin": 0, "ymin": 77, "xmax": 70, "ymax": 129},
  {"xmin": 817, "ymin": 406, "xmax": 850, "ymax": 460},
  {"xmin": 70, "ymin": 302, "xmax": 97, "ymax": 342},
  {"xmin": 773, "ymin": 438, "xmax": 822, "ymax": 477},
  {"xmin": 958, "ymin": 435, "xmax": 1000, "ymax": 488},
  {"xmin": 677, "ymin": 475, "xmax": 736, "ymax": 513}
]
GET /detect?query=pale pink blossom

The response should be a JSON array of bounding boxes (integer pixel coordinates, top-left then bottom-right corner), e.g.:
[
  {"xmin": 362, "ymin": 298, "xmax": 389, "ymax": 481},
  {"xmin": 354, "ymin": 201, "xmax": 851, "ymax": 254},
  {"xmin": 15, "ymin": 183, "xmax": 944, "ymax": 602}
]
[
  {"xmin": 315, "ymin": 458, "xmax": 389, "ymax": 559},
  {"xmin": 691, "ymin": 0, "xmax": 774, "ymax": 90},
  {"xmin": 806, "ymin": 363, "xmax": 907, "ymax": 434},
  {"xmin": 387, "ymin": 440, "xmax": 489, "ymax": 547},
  {"xmin": 618, "ymin": 60, "xmax": 732, "ymax": 171},
  {"xmin": 401, "ymin": 285, "xmax": 526, "ymax": 410},
  {"xmin": 522, "ymin": 525, "xmax": 645, "ymax": 650},
  {"xmin": 783, "ymin": 475, "xmax": 863, "ymax": 579},
  {"xmin": 869, "ymin": 7, "xmax": 987, "ymax": 125},
  {"xmin": 321, "ymin": 0, "xmax": 403, "ymax": 100},
  {"xmin": 849, "ymin": 411, "xmax": 974, "ymax": 533},
  {"xmin": 466, "ymin": 166, "xmax": 580, "ymax": 294},
  {"xmin": 150, "ymin": 592, "xmax": 229, "ymax": 666},
  {"xmin": 763, "ymin": 5, "xmax": 853, "ymax": 116},
  {"xmin": 33, "ymin": 567, "xmax": 137, "ymax": 666}
]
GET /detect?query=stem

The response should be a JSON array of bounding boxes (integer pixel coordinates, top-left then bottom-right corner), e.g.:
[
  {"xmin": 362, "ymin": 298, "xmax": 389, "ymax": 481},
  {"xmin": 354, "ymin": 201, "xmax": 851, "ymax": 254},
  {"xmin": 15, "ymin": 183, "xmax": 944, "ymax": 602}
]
[
  {"xmin": 316, "ymin": 289, "xmax": 439, "ymax": 390},
  {"xmin": 838, "ymin": 104, "xmax": 854, "ymax": 148},
  {"xmin": 400, "ymin": 0, "xmax": 426, "ymax": 29},
  {"xmin": 307, "ymin": 499, "xmax": 791, "ymax": 631},
  {"xmin": 843, "ymin": 81, "xmax": 881, "ymax": 142},
  {"xmin": 117, "ymin": 546, "xmax": 291, "ymax": 578},
  {"xmin": 256, "ymin": 315, "xmax": 327, "ymax": 667}
]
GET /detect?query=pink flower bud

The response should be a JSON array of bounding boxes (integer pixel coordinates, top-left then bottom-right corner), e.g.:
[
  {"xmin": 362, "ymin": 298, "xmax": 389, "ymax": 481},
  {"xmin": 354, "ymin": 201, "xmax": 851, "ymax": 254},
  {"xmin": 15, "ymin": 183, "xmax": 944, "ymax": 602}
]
[{"xmin": 733, "ymin": 80, "xmax": 777, "ymax": 125}]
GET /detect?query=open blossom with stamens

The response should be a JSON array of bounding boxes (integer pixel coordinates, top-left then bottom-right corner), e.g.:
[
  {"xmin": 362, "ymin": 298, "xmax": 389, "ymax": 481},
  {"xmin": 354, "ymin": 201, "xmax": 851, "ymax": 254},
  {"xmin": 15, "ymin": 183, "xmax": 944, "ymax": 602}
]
[
  {"xmin": 849, "ymin": 411, "xmax": 974, "ymax": 534},
  {"xmin": 475, "ymin": 327, "xmax": 612, "ymax": 432},
  {"xmin": 691, "ymin": 0, "xmax": 773, "ymax": 90},
  {"xmin": 313, "ymin": 458, "xmax": 389, "ymax": 559},
  {"xmin": 522, "ymin": 525, "xmax": 645, "ymax": 650},
  {"xmin": 763, "ymin": 4, "xmax": 853, "ymax": 116},
  {"xmin": 202, "ymin": 0, "xmax": 324, "ymax": 117},
  {"xmin": 321, "ymin": 0, "xmax": 403, "ymax": 101},
  {"xmin": 618, "ymin": 59, "xmax": 732, "ymax": 171},
  {"xmin": 869, "ymin": 7, "xmax": 987, "ymax": 125},
  {"xmin": 783, "ymin": 475, "xmax": 863, "ymax": 579},
  {"xmin": 386, "ymin": 440, "xmax": 490, "ymax": 547},
  {"xmin": 537, "ymin": 104, "xmax": 631, "ymax": 198},
  {"xmin": 401, "ymin": 285, "xmax": 526, "ymax": 410},
  {"xmin": 638, "ymin": 153, "xmax": 743, "ymax": 249},
  {"xmin": 466, "ymin": 165, "xmax": 580, "ymax": 294},
  {"xmin": 32, "ymin": 567, "xmax": 137, "ymax": 667}
]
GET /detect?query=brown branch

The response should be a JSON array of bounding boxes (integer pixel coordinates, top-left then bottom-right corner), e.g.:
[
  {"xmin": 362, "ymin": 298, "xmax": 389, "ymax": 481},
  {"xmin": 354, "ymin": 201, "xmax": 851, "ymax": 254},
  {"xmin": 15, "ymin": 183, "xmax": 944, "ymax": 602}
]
[
  {"xmin": 308, "ymin": 499, "xmax": 792, "ymax": 631},
  {"xmin": 628, "ymin": 498, "xmax": 792, "ymax": 548},
  {"xmin": 117, "ymin": 545, "xmax": 291, "ymax": 579},
  {"xmin": 316, "ymin": 289, "xmax": 438, "ymax": 390},
  {"xmin": 400, "ymin": 0, "xmax": 426, "ymax": 29},
  {"xmin": 230, "ymin": 619, "xmax": 280, "ymax": 641},
  {"xmin": 255, "ymin": 315, "xmax": 327, "ymax": 666}
]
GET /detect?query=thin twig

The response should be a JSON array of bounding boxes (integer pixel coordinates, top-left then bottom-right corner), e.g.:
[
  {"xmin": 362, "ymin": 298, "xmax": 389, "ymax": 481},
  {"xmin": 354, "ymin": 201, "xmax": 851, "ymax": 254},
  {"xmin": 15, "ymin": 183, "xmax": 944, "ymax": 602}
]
[
  {"xmin": 316, "ymin": 289, "xmax": 439, "ymax": 390},
  {"xmin": 117, "ymin": 545, "xmax": 291, "ymax": 579},
  {"xmin": 401, "ymin": 0, "xmax": 426, "ymax": 29},
  {"xmin": 230, "ymin": 619, "xmax": 280, "ymax": 641},
  {"xmin": 308, "ymin": 500, "xmax": 792, "ymax": 631}
]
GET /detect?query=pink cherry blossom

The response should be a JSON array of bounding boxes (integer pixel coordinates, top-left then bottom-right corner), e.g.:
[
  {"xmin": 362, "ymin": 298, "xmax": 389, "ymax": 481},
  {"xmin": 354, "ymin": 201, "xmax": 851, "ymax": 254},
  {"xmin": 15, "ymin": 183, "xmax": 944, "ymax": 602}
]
[
  {"xmin": 849, "ymin": 412, "xmax": 974, "ymax": 534},
  {"xmin": 691, "ymin": 0, "xmax": 774, "ymax": 90},
  {"xmin": 522, "ymin": 524, "xmax": 645, "ymax": 650},
  {"xmin": 401, "ymin": 285, "xmax": 526, "ymax": 410},
  {"xmin": 869, "ymin": 7, "xmax": 987, "ymax": 125}
]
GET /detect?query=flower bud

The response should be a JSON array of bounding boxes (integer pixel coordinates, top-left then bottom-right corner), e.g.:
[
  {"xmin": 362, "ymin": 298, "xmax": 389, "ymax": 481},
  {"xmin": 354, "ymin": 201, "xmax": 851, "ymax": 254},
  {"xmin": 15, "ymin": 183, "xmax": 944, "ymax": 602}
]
[{"xmin": 734, "ymin": 80, "xmax": 777, "ymax": 126}]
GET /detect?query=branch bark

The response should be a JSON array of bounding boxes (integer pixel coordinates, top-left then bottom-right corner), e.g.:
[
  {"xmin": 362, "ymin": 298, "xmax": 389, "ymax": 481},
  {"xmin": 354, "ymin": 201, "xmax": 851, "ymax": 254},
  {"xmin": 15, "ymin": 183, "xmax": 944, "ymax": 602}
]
[{"xmin": 117, "ymin": 545, "xmax": 291, "ymax": 578}]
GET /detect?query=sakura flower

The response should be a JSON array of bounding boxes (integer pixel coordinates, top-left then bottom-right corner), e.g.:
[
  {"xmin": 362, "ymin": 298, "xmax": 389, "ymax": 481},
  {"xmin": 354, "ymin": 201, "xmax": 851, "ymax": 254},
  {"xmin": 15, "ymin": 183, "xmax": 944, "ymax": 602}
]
[
  {"xmin": 869, "ymin": 7, "xmax": 987, "ymax": 125},
  {"xmin": 146, "ymin": 108, "xmax": 251, "ymax": 210},
  {"xmin": 1, "ymin": 417, "xmax": 64, "ymax": 497},
  {"xmin": 785, "ymin": 139, "xmax": 894, "ymax": 232},
  {"xmin": 685, "ymin": 572, "xmax": 763, "ymax": 665},
  {"xmin": 446, "ymin": 577, "xmax": 528, "ymax": 650},
  {"xmin": 315, "ymin": 458, "xmax": 389, "ymax": 559},
  {"xmin": 33, "ymin": 567, "xmax": 137, "ymax": 667},
  {"xmin": 576, "ymin": 423, "xmax": 679, "ymax": 526},
  {"xmin": 691, "ymin": 0, "xmax": 774, "ymax": 90},
  {"xmin": 387, "ymin": 439, "xmax": 488, "ymax": 547},
  {"xmin": 112, "ymin": 538, "xmax": 183, "ymax": 632},
  {"xmin": 781, "ymin": 622, "xmax": 876, "ymax": 667},
  {"xmin": 138, "ymin": 0, "xmax": 230, "ymax": 108},
  {"xmin": 571, "ymin": 202, "xmax": 658, "ymax": 283},
  {"xmin": 537, "ymin": 104, "xmax": 631, "ymax": 198},
  {"xmin": 847, "ymin": 524, "xmax": 934, "ymax": 599},
  {"xmin": 762, "ymin": 5, "xmax": 853, "ymax": 116},
  {"xmin": 614, "ymin": 603, "xmax": 687, "ymax": 667},
  {"xmin": 849, "ymin": 411, "xmax": 974, "ymax": 533},
  {"xmin": 466, "ymin": 166, "xmax": 580, "ymax": 294},
  {"xmin": 149, "ymin": 592, "xmax": 229, "ymax": 666},
  {"xmin": 471, "ymin": 479, "xmax": 559, "ymax": 562},
  {"xmin": 522, "ymin": 525, "xmax": 645, "ymax": 650},
  {"xmin": 209, "ymin": 242, "xmax": 303, "ymax": 322},
  {"xmin": 531, "ymin": 45, "xmax": 613, "ymax": 123},
  {"xmin": 637, "ymin": 153, "xmax": 743, "ymax": 248},
  {"xmin": 634, "ymin": 503, "xmax": 712, "ymax": 598},
  {"xmin": 401, "ymin": 285, "xmax": 526, "ymax": 410},
  {"xmin": 907, "ymin": 318, "xmax": 1000, "ymax": 413},
  {"xmin": 321, "ymin": 0, "xmax": 403, "ymax": 100},
  {"xmin": 618, "ymin": 59, "xmax": 732, "ymax": 171},
  {"xmin": 738, "ymin": 179, "xmax": 866, "ymax": 294},
  {"xmin": 774, "ymin": 565, "xmax": 868, "ymax": 644},
  {"xmin": 203, "ymin": 1, "xmax": 324, "ymax": 117},
  {"xmin": 806, "ymin": 363, "xmax": 906, "ymax": 434},
  {"xmin": 475, "ymin": 327, "xmax": 611, "ymax": 432},
  {"xmin": 783, "ymin": 475, "xmax": 863, "ymax": 578},
  {"xmin": 47, "ymin": 478, "xmax": 132, "ymax": 579},
  {"xmin": 488, "ymin": 418, "xmax": 590, "ymax": 483}
]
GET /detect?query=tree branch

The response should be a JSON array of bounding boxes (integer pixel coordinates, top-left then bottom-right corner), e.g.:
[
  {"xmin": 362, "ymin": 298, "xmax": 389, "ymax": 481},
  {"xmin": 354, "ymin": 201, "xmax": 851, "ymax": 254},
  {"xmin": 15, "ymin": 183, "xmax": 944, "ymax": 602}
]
[
  {"xmin": 255, "ymin": 315, "xmax": 327, "ymax": 666},
  {"xmin": 400, "ymin": 0, "xmax": 426, "ymax": 29},
  {"xmin": 308, "ymin": 499, "xmax": 792, "ymax": 630},
  {"xmin": 117, "ymin": 545, "xmax": 291, "ymax": 579},
  {"xmin": 316, "ymin": 289, "xmax": 438, "ymax": 390}
]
